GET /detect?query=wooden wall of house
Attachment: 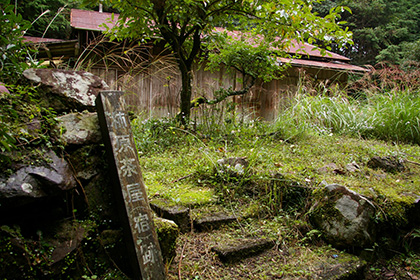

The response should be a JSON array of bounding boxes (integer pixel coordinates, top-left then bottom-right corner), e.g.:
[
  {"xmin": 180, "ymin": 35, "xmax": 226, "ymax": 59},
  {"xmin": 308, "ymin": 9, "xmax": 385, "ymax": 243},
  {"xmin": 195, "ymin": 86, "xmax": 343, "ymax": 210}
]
[{"xmin": 90, "ymin": 62, "xmax": 348, "ymax": 121}]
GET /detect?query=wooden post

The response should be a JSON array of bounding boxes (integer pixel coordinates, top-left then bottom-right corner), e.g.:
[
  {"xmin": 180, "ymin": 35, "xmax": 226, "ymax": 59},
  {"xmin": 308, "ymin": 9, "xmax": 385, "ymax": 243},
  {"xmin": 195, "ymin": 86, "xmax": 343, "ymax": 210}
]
[{"xmin": 96, "ymin": 90, "xmax": 165, "ymax": 280}]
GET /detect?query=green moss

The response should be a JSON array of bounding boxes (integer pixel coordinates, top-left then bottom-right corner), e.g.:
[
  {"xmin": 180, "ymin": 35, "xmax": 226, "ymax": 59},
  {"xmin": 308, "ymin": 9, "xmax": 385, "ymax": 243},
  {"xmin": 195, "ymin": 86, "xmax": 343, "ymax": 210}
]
[
  {"xmin": 309, "ymin": 187, "xmax": 343, "ymax": 221},
  {"xmin": 0, "ymin": 84, "xmax": 64, "ymax": 171}
]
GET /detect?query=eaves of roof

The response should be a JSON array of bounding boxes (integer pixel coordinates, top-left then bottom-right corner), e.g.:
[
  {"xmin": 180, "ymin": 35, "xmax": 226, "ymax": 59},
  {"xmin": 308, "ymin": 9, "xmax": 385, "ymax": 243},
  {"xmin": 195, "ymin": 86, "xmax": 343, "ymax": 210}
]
[
  {"xmin": 23, "ymin": 36, "xmax": 80, "ymax": 59},
  {"xmin": 278, "ymin": 57, "xmax": 368, "ymax": 73},
  {"xmin": 23, "ymin": 36, "xmax": 66, "ymax": 43}
]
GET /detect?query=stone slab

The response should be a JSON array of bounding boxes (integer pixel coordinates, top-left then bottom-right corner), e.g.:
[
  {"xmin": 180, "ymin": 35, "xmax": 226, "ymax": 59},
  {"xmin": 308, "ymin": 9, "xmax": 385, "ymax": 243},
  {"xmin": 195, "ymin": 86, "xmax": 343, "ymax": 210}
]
[
  {"xmin": 211, "ymin": 238, "xmax": 274, "ymax": 263},
  {"xmin": 193, "ymin": 212, "xmax": 237, "ymax": 231}
]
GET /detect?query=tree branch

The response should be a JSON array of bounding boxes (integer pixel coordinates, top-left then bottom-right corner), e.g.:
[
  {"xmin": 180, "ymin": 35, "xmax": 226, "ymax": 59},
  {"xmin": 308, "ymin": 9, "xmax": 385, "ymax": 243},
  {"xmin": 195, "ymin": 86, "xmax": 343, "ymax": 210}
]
[{"xmin": 190, "ymin": 76, "xmax": 256, "ymax": 108}]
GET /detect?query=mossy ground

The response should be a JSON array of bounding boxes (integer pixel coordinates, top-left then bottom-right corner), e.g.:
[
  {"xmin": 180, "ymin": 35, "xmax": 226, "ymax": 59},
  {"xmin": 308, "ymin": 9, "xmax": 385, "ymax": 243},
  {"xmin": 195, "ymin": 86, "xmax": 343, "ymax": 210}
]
[
  {"xmin": 136, "ymin": 121, "xmax": 420, "ymax": 279},
  {"xmin": 140, "ymin": 132, "xmax": 420, "ymax": 226}
]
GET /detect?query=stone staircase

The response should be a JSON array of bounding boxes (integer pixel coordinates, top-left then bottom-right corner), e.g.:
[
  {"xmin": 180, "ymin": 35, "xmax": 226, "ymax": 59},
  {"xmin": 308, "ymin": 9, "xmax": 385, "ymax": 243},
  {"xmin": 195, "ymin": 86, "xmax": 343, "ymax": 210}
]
[{"xmin": 150, "ymin": 198, "xmax": 367, "ymax": 279}]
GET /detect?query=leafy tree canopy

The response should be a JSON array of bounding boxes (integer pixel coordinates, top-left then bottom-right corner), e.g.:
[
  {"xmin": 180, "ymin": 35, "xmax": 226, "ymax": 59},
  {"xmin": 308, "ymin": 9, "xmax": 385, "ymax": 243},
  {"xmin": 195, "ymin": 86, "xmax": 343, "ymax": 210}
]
[{"xmin": 84, "ymin": 0, "xmax": 352, "ymax": 122}]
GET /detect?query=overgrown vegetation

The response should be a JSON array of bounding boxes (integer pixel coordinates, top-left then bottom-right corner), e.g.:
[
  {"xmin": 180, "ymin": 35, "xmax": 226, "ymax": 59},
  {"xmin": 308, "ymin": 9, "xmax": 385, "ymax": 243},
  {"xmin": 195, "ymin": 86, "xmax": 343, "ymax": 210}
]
[
  {"xmin": 315, "ymin": 0, "xmax": 420, "ymax": 66},
  {"xmin": 130, "ymin": 66, "xmax": 420, "ymax": 278}
]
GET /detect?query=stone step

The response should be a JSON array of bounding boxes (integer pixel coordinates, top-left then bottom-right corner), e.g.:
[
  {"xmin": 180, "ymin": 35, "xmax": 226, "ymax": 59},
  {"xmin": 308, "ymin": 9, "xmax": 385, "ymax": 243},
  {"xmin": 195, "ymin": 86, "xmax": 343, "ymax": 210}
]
[
  {"xmin": 193, "ymin": 212, "xmax": 237, "ymax": 231},
  {"xmin": 211, "ymin": 238, "xmax": 275, "ymax": 263},
  {"xmin": 314, "ymin": 259, "xmax": 367, "ymax": 280},
  {"xmin": 150, "ymin": 199, "xmax": 191, "ymax": 233}
]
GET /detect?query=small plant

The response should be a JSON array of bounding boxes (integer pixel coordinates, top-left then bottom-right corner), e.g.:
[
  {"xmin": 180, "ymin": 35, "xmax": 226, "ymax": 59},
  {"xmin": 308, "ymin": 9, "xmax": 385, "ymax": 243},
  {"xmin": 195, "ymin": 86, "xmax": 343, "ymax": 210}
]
[
  {"xmin": 132, "ymin": 117, "xmax": 197, "ymax": 155},
  {"xmin": 82, "ymin": 275, "xmax": 98, "ymax": 280}
]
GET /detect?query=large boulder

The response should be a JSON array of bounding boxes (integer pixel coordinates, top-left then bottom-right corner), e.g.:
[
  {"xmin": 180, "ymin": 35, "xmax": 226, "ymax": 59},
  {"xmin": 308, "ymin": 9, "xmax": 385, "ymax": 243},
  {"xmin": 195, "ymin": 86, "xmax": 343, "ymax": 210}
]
[
  {"xmin": 309, "ymin": 184, "xmax": 376, "ymax": 248},
  {"xmin": 23, "ymin": 68, "xmax": 109, "ymax": 111}
]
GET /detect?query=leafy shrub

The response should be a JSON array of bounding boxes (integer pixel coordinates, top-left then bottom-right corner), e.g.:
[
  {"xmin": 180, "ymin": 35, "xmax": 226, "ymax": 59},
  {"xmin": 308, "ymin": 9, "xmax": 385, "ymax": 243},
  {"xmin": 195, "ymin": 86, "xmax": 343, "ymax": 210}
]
[{"xmin": 348, "ymin": 62, "xmax": 420, "ymax": 94}]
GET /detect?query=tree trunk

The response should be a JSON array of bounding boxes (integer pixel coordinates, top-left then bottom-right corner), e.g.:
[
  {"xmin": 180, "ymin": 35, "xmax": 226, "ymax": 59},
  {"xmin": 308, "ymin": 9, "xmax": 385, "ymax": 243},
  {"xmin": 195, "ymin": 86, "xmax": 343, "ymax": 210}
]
[{"xmin": 178, "ymin": 66, "xmax": 193, "ymax": 124}]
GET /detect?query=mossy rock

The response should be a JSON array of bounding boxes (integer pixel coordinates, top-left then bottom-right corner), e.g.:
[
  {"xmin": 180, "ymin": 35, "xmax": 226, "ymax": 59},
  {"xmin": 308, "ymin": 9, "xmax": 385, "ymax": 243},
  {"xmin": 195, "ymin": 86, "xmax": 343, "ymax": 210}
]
[
  {"xmin": 309, "ymin": 184, "xmax": 376, "ymax": 249},
  {"xmin": 154, "ymin": 216, "xmax": 179, "ymax": 263}
]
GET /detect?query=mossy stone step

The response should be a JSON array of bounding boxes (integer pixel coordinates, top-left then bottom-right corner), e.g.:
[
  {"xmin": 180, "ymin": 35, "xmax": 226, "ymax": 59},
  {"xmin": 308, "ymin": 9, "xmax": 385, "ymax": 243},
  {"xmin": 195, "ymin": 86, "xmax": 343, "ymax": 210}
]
[
  {"xmin": 211, "ymin": 238, "xmax": 275, "ymax": 263},
  {"xmin": 150, "ymin": 199, "xmax": 191, "ymax": 233},
  {"xmin": 314, "ymin": 258, "xmax": 367, "ymax": 280},
  {"xmin": 193, "ymin": 212, "xmax": 237, "ymax": 231}
]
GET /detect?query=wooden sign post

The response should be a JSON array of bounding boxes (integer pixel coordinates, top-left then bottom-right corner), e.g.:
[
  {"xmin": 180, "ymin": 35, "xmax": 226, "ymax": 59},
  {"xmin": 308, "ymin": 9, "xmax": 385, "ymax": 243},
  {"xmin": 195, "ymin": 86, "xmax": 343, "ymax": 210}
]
[{"xmin": 96, "ymin": 91, "xmax": 165, "ymax": 280}]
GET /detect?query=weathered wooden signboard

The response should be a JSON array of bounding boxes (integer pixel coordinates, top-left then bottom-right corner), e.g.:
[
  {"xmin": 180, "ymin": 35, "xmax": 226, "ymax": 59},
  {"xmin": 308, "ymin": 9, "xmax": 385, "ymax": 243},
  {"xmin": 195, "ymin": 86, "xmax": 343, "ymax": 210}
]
[{"xmin": 96, "ymin": 90, "xmax": 165, "ymax": 280}]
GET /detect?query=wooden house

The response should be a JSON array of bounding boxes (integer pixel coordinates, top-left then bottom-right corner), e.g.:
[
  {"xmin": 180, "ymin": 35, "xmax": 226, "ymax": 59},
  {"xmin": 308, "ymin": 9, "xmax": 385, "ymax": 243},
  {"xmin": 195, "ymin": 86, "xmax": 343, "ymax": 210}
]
[{"xmin": 25, "ymin": 9, "xmax": 367, "ymax": 120}]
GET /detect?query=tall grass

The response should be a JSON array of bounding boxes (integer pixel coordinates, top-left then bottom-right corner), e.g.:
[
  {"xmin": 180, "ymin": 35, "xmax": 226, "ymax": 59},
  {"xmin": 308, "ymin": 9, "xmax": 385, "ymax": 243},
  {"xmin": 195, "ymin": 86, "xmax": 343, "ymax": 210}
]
[
  {"xmin": 365, "ymin": 90, "xmax": 420, "ymax": 144},
  {"xmin": 276, "ymin": 89, "xmax": 420, "ymax": 145}
]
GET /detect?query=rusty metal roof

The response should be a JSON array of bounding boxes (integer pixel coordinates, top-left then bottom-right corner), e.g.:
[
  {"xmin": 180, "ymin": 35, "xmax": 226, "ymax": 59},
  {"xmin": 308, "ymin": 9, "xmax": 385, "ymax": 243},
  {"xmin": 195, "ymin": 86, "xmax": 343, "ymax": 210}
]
[
  {"xmin": 285, "ymin": 41, "xmax": 350, "ymax": 62},
  {"xmin": 67, "ymin": 9, "xmax": 368, "ymax": 72},
  {"xmin": 211, "ymin": 27, "xmax": 350, "ymax": 62},
  {"xmin": 71, "ymin": 9, "xmax": 118, "ymax": 31}
]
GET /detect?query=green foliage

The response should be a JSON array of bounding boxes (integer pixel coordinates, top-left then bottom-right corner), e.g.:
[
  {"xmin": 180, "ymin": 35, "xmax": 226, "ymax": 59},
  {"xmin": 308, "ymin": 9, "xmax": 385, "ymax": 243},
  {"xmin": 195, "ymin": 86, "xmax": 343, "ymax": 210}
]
[
  {"xmin": 204, "ymin": 31, "xmax": 285, "ymax": 86},
  {"xmin": 363, "ymin": 91, "xmax": 420, "ymax": 145},
  {"xmin": 0, "ymin": 225, "xmax": 54, "ymax": 279},
  {"xmin": 132, "ymin": 118, "xmax": 197, "ymax": 156},
  {"xmin": 280, "ymin": 87, "xmax": 420, "ymax": 145},
  {"xmin": 0, "ymin": 0, "xmax": 38, "ymax": 83}
]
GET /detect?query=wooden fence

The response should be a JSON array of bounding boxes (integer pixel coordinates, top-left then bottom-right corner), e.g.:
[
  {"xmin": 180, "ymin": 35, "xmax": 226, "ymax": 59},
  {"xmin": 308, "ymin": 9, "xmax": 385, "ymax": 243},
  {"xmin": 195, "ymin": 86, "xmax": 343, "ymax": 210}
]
[{"xmin": 90, "ymin": 60, "xmax": 348, "ymax": 121}]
